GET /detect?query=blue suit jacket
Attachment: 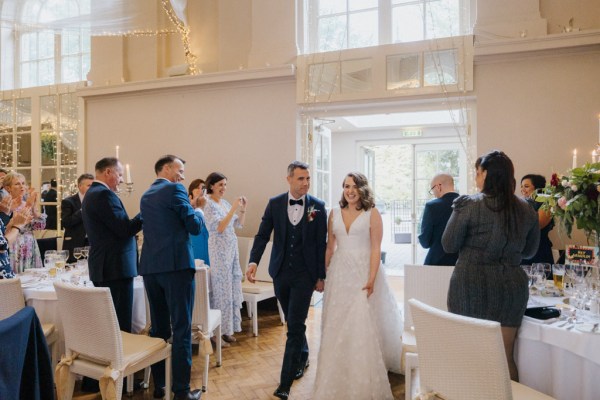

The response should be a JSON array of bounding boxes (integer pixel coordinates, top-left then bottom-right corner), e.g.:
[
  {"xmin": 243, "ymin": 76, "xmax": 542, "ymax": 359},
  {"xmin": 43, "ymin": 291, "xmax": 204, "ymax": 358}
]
[
  {"xmin": 139, "ymin": 179, "xmax": 201, "ymax": 275},
  {"xmin": 418, "ymin": 192, "xmax": 459, "ymax": 266},
  {"xmin": 81, "ymin": 182, "xmax": 142, "ymax": 282},
  {"xmin": 249, "ymin": 193, "xmax": 327, "ymax": 282}
]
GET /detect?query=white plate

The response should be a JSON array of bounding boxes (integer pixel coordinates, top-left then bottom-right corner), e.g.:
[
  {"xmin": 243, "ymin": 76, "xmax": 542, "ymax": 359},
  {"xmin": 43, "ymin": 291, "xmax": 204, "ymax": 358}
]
[{"xmin": 575, "ymin": 323, "xmax": 600, "ymax": 334}]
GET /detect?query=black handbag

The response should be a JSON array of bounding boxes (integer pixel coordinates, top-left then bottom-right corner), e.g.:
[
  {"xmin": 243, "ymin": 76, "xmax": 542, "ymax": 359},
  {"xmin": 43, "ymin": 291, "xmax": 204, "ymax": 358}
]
[{"xmin": 524, "ymin": 306, "xmax": 561, "ymax": 320}]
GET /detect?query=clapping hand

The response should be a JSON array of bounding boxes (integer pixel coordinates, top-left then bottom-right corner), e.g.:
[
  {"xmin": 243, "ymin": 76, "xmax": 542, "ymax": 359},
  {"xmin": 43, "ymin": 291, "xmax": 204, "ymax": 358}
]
[
  {"xmin": 12, "ymin": 208, "xmax": 32, "ymax": 228},
  {"xmin": 25, "ymin": 188, "xmax": 38, "ymax": 208}
]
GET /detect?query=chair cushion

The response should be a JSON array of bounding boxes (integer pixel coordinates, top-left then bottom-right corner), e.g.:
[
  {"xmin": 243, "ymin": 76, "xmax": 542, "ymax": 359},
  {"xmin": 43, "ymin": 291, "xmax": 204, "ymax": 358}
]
[
  {"xmin": 121, "ymin": 332, "xmax": 167, "ymax": 367},
  {"xmin": 511, "ymin": 381, "xmax": 555, "ymax": 399},
  {"xmin": 242, "ymin": 281, "xmax": 274, "ymax": 294}
]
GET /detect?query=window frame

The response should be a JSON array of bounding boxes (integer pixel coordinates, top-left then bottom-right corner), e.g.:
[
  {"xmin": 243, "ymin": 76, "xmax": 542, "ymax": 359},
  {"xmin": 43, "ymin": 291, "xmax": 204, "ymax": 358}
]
[
  {"xmin": 301, "ymin": 0, "xmax": 473, "ymax": 55},
  {"xmin": 15, "ymin": 0, "xmax": 90, "ymax": 89}
]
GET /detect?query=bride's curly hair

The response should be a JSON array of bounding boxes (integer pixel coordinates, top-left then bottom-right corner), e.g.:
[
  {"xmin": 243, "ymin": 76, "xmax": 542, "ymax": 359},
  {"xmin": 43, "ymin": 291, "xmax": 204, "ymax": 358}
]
[{"xmin": 339, "ymin": 172, "xmax": 375, "ymax": 210}]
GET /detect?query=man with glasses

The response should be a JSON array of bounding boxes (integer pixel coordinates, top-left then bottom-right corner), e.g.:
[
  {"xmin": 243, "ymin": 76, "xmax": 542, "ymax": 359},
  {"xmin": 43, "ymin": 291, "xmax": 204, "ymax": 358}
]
[{"xmin": 418, "ymin": 173, "xmax": 459, "ymax": 266}]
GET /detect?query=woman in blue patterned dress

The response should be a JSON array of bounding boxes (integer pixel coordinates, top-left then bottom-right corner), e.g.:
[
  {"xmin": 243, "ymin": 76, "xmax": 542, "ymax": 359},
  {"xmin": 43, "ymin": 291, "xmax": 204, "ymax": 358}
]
[
  {"xmin": 4, "ymin": 172, "xmax": 46, "ymax": 273},
  {"xmin": 188, "ymin": 179, "xmax": 210, "ymax": 266},
  {"xmin": 0, "ymin": 210, "xmax": 33, "ymax": 279},
  {"xmin": 204, "ymin": 172, "xmax": 247, "ymax": 344}
]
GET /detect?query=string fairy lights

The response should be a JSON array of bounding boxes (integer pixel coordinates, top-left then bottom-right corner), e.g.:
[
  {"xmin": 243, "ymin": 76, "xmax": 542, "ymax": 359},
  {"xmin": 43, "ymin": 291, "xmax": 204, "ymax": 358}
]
[{"xmin": 161, "ymin": 0, "xmax": 199, "ymax": 76}]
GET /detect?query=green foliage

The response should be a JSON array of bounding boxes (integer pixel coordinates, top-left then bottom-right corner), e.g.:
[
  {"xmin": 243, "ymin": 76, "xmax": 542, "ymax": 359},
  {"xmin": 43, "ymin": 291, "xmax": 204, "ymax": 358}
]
[{"xmin": 536, "ymin": 163, "xmax": 600, "ymax": 239}]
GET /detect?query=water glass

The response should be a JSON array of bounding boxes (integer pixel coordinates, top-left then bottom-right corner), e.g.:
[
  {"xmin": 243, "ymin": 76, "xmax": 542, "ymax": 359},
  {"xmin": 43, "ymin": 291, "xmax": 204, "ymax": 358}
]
[
  {"xmin": 44, "ymin": 255, "xmax": 55, "ymax": 269},
  {"xmin": 57, "ymin": 250, "xmax": 69, "ymax": 262}
]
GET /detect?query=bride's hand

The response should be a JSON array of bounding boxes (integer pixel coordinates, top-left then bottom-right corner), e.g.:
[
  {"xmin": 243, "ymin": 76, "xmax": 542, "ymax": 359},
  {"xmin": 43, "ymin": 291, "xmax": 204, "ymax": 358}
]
[{"xmin": 362, "ymin": 281, "xmax": 374, "ymax": 297}]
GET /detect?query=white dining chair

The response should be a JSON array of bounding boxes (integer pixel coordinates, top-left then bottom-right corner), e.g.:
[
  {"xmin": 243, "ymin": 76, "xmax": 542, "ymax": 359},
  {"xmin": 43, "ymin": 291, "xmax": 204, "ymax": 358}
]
[
  {"xmin": 241, "ymin": 240, "xmax": 285, "ymax": 336},
  {"xmin": 408, "ymin": 299, "xmax": 554, "ymax": 400},
  {"xmin": 192, "ymin": 266, "xmax": 222, "ymax": 392},
  {"xmin": 0, "ymin": 277, "xmax": 59, "ymax": 367},
  {"xmin": 54, "ymin": 281, "xmax": 172, "ymax": 400},
  {"xmin": 403, "ymin": 264, "xmax": 455, "ymax": 400}
]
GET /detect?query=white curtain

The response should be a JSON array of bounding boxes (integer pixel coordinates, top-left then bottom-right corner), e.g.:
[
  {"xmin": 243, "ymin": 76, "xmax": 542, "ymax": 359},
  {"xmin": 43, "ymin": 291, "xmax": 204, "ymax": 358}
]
[{"xmin": 0, "ymin": 0, "xmax": 188, "ymax": 35}]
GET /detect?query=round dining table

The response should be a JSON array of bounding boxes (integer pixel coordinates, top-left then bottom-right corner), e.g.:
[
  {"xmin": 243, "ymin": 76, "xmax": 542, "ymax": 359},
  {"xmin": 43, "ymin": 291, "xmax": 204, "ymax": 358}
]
[{"xmin": 516, "ymin": 293, "xmax": 600, "ymax": 400}]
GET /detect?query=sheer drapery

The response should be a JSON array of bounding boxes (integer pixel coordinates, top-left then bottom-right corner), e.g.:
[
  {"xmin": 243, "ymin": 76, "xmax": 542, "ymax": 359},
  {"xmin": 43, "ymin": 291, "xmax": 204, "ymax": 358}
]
[{"xmin": 0, "ymin": 0, "xmax": 188, "ymax": 35}]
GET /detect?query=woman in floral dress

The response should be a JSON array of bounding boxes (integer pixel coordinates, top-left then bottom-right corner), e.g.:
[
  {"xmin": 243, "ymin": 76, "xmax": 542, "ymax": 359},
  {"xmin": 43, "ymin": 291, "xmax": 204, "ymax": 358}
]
[
  {"xmin": 203, "ymin": 172, "xmax": 247, "ymax": 345},
  {"xmin": 4, "ymin": 172, "xmax": 46, "ymax": 273}
]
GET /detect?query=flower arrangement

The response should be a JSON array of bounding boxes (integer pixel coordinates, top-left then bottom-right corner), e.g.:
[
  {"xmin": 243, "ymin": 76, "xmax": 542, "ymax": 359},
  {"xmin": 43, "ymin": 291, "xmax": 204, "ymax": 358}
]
[
  {"xmin": 536, "ymin": 163, "xmax": 600, "ymax": 240},
  {"xmin": 307, "ymin": 205, "xmax": 319, "ymax": 222}
]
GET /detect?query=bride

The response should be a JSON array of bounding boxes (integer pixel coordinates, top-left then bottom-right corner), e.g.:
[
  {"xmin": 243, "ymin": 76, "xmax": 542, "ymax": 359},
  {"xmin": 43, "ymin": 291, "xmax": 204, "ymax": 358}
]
[{"xmin": 313, "ymin": 172, "xmax": 403, "ymax": 400}]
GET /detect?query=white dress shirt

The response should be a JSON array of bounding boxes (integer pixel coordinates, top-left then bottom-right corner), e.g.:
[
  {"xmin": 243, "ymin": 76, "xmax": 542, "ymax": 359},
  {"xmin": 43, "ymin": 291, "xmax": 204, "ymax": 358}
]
[{"xmin": 288, "ymin": 192, "xmax": 305, "ymax": 226}]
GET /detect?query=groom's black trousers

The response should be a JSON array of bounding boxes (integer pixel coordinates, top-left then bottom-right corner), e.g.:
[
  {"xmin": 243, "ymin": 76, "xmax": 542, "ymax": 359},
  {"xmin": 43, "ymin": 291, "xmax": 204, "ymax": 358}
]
[{"xmin": 273, "ymin": 267, "xmax": 314, "ymax": 389}]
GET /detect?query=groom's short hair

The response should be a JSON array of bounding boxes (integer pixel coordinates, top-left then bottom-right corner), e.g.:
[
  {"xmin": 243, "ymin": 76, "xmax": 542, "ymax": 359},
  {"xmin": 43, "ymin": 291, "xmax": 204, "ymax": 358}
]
[{"xmin": 287, "ymin": 161, "xmax": 309, "ymax": 177}]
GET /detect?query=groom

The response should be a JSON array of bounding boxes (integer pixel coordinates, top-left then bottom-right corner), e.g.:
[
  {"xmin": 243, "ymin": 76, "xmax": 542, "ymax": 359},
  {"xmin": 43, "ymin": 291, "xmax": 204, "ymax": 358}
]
[{"xmin": 246, "ymin": 161, "xmax": 327, "ymax": 400}]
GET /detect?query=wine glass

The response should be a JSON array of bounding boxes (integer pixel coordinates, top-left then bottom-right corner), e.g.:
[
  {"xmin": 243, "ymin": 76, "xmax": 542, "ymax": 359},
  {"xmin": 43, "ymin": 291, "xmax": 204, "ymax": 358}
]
[
  {"xmin": 73, "ymin": 247, "xmax": 83, "ymax": 261},
  {"xmin": 81, "ymin": 246, "xmax": 90, "ymax": 259}
]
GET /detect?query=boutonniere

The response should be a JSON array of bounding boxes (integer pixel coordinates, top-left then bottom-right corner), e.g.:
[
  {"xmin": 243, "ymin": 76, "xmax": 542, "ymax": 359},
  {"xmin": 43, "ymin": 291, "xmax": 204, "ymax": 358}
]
[{"xmin": 307, "ymin": 205, "xmax": 319, "ymax": 222}]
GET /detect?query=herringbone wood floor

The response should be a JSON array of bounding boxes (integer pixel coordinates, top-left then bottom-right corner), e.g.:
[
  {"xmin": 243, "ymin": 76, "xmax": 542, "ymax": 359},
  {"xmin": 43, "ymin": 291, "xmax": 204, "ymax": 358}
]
[{"xmin": 71, "ymin": 303, "xmax": 405, "ymax": 400}]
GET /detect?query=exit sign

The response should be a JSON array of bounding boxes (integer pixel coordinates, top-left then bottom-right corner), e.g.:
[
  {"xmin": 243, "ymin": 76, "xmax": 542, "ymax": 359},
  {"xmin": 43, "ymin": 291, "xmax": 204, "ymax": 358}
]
[{"xmin": 402, "ymin": 130, "xmax": 422, "ymax": 137}]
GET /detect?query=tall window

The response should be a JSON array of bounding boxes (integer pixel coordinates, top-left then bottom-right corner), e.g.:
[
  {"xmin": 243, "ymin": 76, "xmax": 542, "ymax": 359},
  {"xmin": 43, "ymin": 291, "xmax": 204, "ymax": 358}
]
[
  {"xmin": 19, "ymin": 0, "xmax": 90, "ymax": 88},
  {"xmin": 304, "ymin": 0, "xmax": 472, "ymax": 54}
]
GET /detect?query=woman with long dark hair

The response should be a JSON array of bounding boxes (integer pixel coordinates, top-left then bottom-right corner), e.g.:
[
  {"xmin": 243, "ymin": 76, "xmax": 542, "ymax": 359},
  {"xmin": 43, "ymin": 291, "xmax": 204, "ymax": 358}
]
[{"xmin": 442, "ymin": 150, "xmax": 540, "ymax": 381}]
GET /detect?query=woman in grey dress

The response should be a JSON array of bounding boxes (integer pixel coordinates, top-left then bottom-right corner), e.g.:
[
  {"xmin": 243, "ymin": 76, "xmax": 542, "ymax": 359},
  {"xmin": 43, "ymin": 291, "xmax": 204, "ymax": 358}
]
[{"xmin": 442, "ymin": 150, "xmax": 539, "ymax": 381}]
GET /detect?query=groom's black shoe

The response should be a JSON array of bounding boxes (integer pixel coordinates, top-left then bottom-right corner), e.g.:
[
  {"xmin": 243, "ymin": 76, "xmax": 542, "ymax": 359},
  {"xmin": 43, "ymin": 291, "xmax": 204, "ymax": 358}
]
[
  {"xmin": 294, "ymin": 359, "xmax": 310, "ymax": 380},
  {"xmin": 273, "ymin": 386, "xmax": 290, "ymax": 400}
]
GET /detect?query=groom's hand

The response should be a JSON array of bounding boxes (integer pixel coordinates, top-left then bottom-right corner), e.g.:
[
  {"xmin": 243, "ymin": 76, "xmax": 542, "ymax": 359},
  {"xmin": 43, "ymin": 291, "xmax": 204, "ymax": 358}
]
[
  {"xmin": 315, "ymin": 279, "xmax": 325, "ymax": 293},
  {"xmin": 246, "ymin": 264, "xmax": 257, "ymax": 283}
]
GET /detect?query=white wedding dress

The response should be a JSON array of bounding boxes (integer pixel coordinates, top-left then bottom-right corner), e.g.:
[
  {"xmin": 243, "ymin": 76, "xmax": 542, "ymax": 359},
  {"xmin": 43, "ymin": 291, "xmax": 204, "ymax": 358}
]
[{"xmin": 313, "ymin": 208, "xmax": 403, "ymax": 400}]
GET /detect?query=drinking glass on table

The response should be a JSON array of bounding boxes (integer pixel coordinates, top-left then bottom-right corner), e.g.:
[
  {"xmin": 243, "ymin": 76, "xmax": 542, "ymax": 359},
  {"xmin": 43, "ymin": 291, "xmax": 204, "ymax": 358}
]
[
  {"xmin": 552, "ymin": 264, "xmax": 566, "ymax": 290},
  {"xmin": 521, "ymin": 265, "xmax": 535, "ymax": 293},
  {"xmin": 73, "ymin": 247, "xmax": 83, "ymax": 261},
  {"xmin": 81, "ymin": 246, "xmax": 90, "ymax": 259},
  {"xmin": 534, "ymin": 263, "xmax": 551, "ymax": 279},
  {"xmin": 57, "ymin": 250, "xmax": 69, "ymax": 262}
]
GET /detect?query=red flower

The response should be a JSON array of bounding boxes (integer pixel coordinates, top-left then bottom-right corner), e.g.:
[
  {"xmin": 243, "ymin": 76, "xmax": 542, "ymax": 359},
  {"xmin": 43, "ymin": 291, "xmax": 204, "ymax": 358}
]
[{"xmin": 550, "ymin": 173, "xmax": 560, "ymax": 187}]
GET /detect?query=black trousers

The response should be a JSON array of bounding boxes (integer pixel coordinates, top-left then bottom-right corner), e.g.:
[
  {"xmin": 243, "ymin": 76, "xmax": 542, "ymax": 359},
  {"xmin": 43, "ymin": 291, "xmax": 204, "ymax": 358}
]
[{"xmin": 273, "ymin": 268, "xmax": 314, "ymax": 389}]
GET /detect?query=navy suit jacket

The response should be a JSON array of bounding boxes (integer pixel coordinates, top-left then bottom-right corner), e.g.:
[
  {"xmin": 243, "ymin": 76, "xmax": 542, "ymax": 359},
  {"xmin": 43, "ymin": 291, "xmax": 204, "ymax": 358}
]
[
  {"xmin": 139, "ymin": 179, "xmax": 201, "ymax": 275},
  {"xmin": 418, "ymin": 192, "xmax": 459, "ymax": 266},
  {"xmin": 61, "ymin": 194, "xmax": 87, "ymax": 260},
  {"xmin": 82, "ymin": 182, "xmax": 142, "ymax": 282},
  {"xmin": 249, "ymin": 193, "xmax": 327, "ymax": 283}
]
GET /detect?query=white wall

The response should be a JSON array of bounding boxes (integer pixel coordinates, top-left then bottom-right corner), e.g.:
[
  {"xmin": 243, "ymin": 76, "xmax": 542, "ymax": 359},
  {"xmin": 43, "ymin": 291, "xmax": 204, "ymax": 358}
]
[{"xmin": 82, "ymin": 76, "xmax": 297, "ymax": 236}]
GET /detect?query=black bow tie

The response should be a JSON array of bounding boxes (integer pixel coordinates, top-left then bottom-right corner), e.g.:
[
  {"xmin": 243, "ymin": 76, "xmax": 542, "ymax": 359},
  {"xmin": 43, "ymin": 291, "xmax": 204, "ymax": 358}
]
[{"xmin": 289, "ymin": 199, "xmax": 303, "ymax": 206}]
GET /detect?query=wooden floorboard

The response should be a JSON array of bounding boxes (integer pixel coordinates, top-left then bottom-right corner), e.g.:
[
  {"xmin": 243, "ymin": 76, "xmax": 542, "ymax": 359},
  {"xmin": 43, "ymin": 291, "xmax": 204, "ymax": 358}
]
[{"xmin": 71, "ymin": 306, "xmax": 405, "ymax": 399}]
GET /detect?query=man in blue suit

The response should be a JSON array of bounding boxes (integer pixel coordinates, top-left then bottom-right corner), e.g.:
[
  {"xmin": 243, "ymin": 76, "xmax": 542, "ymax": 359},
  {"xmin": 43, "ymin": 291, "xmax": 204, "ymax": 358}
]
[
  {"xmin": 140, "ymin": 155, "xmax": 203, "ymax": 400},
  {"xmin": 81, "ymin": 157, "xmax": 143, "ymax": 394},
  {"xmin": 246, "ymin": 161, "xmax": 327, "ymax": 400},
  {"xmin": 82, "ymin": 158, "xmax": 142, "ymax": 332},
  {"xmin": 418, "ymin": 173, "xmax": 459, "ymax": 266}
]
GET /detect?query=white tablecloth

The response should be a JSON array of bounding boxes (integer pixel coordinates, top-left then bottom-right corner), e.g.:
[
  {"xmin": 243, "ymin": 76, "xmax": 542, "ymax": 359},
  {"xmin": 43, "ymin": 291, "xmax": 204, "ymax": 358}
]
[
  {"xmin": 516, "ymin": 295, "xmax": 600, "ymax": 400},
  {"xmin": 21, "ymin": 274, "xmax": 147, "ymax": 357}
]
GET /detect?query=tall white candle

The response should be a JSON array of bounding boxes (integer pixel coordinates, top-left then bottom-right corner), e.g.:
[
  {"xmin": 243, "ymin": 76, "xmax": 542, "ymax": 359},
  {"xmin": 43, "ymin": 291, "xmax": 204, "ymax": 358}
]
[
  {"xmin": 126, "ymin": 164, "xmax": 132, "ymax": 183},
  {"xmin": 572, "ymin": 149, "xmax": 577, "ymax": 169},
  {"xmin": 116, "ymin": 145, "xmax": 119, "ymax": 159},
  {"xmin": 593, "ymin": 150, "xmax": 598, "ymax": 164}
]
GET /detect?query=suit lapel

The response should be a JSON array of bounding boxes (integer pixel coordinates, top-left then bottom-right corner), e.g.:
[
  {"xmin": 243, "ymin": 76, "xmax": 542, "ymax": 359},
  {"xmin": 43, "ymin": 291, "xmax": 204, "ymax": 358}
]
[{"xmin": 302, "ymin": 194, "xmax": 311, "ymax": 238}]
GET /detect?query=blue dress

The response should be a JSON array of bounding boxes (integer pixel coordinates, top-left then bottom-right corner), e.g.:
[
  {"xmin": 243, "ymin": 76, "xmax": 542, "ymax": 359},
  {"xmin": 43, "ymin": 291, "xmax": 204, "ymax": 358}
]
[
  {"xmin": 0, "ymin": 219, "xmax": 14, "ymax": 279},
  {"xmin": 204, "ymin": 198, "xmax": 243, "ymax": 336},
  {"xmin": 190, "ymin": 209, "xmax": 210, "ymax": 266}
]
